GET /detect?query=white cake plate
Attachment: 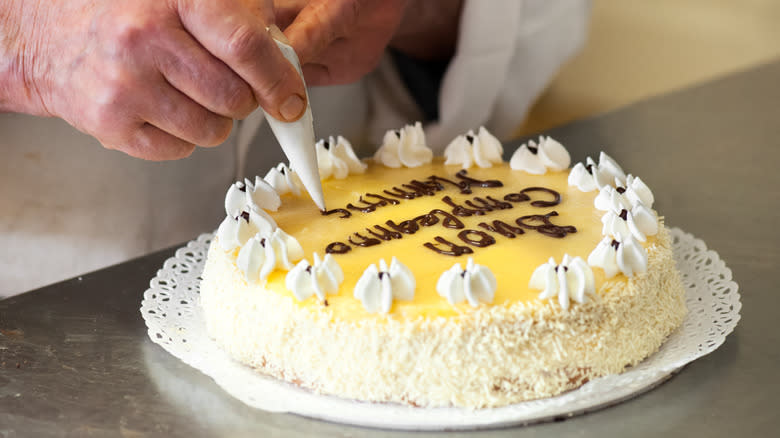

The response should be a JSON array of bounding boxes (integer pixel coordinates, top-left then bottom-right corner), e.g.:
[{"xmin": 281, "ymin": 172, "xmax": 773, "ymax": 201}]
[{"xmin": 140, "ymin": 227, "xmax": 740, "ymax": 430}]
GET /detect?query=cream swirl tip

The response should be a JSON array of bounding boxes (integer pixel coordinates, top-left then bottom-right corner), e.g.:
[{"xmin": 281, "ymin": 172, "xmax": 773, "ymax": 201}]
[
  {"xmin": 530, "ymin": 254, "xmax": 595, "ymax": 310},
  {"xmin": 286, "ymin": 253, "xmax": 343, "ymax": 301},
  {"xmin": 353, "ymin": 257, "xmax": 415, "ymax": 313},
  {"xmin": 510, "ymin": 136, "xmax": 570, "ymax": 174},
  {"xmin": 374, "ymin": 122, "xmax": 433, "ymax": 168},
  {"xmin": 443, "ymin": 127, "xmax": 503, "ymax": 169},
  {"xmin": 315, "ymin": 135, "xmax": 366, "ymax": 180},
  {"xmin": 264, "ymin": 162, "xmax": 303, "ymax": 196},
  {"xmin": 588, "ymin": 235, "xmax": 648, "ymax": 278},
  {"xmin": 436, "ymin": 258, "xmax": 497, "ymax": 307},
  {"xmin": 236, "ymin": 228, "xmax": 304, "ymax": 284}
]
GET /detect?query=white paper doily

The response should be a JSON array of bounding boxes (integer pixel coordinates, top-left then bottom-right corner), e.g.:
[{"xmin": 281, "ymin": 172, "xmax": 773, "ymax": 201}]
[{"xmin": 140, "ymin": 227, "xmax": 740, "ymax": 430}]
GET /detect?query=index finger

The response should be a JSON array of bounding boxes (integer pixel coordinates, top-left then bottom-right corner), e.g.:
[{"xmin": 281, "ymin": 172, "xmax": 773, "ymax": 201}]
[{"xmin": 176, "ymin": 0, "xmax": 307, "ymax": 121}]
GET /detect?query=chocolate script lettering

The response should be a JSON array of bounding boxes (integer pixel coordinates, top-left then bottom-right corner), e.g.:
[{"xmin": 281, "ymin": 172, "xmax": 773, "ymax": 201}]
[
  {"xmin": 423, "ymin": 237, "xmax": 474, "ymax": 256},
  {"xmin": 478, "ymin": 220, "xmax": 525, "ymax": 238},
  {"xmin": 515, "ymin": 211, "xmax": 577, "ymax": 238},
  {"xmin": 330, "ymin": 170, "xmax": 504, "ymax": 216},
  {"xmin": 457, "ymin": 230, "xmax": 496, "ymax": 247},
  {"xmin": 323, "ymin": 172, "xmax": 576, "ymax": 255}
]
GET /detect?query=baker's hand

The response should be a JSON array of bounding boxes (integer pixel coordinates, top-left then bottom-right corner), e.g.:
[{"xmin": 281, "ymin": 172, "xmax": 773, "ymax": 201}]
[
  {"xmin": 276, "ymin": 0, "xmax": 408, "ymax": 86},
  {"xmin": 0, "ymin": 0, "xmax": 306, "ymax": 160},
  {"xmin": 277, "ymin": 0, "xmax": 462, "ymax": 86}
]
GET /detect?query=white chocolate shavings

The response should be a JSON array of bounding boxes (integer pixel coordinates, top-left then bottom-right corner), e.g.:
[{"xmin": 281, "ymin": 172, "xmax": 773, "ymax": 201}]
[
  {"xmin": 601, "ymin": 205, "xmax": 659, "ymax": 242},
  {"xmin": 286, "ymin": 253, "xmax": 343, "ymax": 302},
  {"xmin": 530, "ymin": 254, "xmax": 595, "ymax": 310},
  {"xmin": 353, "ymin": 258, "xmax": 415, "ymax": 314},
  {"xmin": 373, "ymin": 122, "xmax": 433, "ymax": 168},
  {"xmin": 509, "ymin": 136, "xmax": 570, "ymax": 174},
  {"xmin": 264, "ymin": 162, "xmax": 303, "ymax": 196},
  {"xmin": 315, "ymin": 135, "xmax": 367, "ymax": 180},
  {"xmin": 236, "ymin": 228, "xmax": 304, "ymax": 284},
  {"xmin": 443, "ymin": 127, "xmax": 503, "ymax": 169},
  {"xmin": 201, "ymin": 226, "xmax": 686, "ymax": 408},
  {"xmin": 588, "ymin": 235, "xmax": 648, "ymax": 278},
  {"xmin": 436, "ymin": 257, "xmax": 497, "ymax": 307}
]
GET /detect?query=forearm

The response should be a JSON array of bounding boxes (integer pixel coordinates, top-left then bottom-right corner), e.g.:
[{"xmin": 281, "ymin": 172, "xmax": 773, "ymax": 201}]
[
  {"xmin": 389, "ymin": 0, "xmax": 463, "ymax": 61},
  {"xmin": 0, "ymin": 0, "xmax": 49, "ymax": 115}
]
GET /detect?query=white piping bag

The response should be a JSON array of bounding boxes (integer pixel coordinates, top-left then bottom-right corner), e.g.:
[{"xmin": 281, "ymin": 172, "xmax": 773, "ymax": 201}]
[{"xmin": 262, "ymin": 25, "xmax": 325, "ymax": 211}]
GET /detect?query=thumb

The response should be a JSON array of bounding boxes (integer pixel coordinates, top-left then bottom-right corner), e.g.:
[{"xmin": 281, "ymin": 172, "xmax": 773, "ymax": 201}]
[
  {"xmin": 265, "ymin": 24, "xmax": 309, "ymax": 122},
  {"xmin": 178, "ymin": 0, "xmax": 307, "ymax": 121}
]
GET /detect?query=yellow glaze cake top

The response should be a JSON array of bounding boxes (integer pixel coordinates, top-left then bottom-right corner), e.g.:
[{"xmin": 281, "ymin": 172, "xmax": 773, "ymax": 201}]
[{"xmin": 242, "ymin": 158, "xmax": 649, "ymax": 322}]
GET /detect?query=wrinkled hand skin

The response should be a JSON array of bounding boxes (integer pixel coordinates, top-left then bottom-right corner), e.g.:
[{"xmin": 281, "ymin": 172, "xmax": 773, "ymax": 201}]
[
  {"xmin": 277, "ymin": 0, "xmax": 462, "ymax": 86},
  {"xmin": 277, "ymin": 0, "xmax": 408, "ymax": 86},
  {"xmin": 0, "ymin": 0, "xmax": 306, "ymax": 160}
]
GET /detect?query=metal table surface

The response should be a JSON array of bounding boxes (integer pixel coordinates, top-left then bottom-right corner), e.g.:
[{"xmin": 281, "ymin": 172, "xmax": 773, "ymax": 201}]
[{"xmin": 2, "ymin": 60, "xmax": 779, "ymax": 437}]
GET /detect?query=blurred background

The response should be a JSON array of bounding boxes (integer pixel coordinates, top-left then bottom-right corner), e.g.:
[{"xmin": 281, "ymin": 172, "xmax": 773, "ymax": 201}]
[{"xmin": 517, "ymin": 0, "xmax": 780, "ymax": 136}]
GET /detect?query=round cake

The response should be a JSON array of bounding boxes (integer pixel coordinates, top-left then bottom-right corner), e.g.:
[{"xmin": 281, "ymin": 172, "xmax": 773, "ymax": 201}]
[{"xmin": 200, "ymin": 125, "xmax": 686, "ymax": 408}]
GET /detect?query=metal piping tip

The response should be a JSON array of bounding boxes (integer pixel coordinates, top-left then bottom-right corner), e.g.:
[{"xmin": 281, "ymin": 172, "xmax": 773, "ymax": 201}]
[{"xmin": 262, "ymin": 25, "xmax": 326, "ymax": 211}]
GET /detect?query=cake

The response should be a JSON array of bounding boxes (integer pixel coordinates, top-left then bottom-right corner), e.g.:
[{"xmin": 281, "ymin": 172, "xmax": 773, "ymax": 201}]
[{"xmin": 200, "ymin": 123, "xmax": 686, "ymax": 409}]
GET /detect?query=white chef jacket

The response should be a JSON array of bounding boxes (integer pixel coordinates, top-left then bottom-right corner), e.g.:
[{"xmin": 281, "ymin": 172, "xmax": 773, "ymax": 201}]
[{"xmin": 0, "ymin": 0, "xmax": 589, "ymax": 297}]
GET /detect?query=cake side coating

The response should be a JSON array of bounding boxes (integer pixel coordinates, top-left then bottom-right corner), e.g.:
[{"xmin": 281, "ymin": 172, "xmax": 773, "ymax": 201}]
[{"xmin": 200, "ymin": 225, "xmax": 686, "ymax": 408}]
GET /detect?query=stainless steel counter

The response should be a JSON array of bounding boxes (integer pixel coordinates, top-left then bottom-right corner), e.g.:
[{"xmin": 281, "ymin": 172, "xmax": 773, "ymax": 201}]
[{"xmin": 2, "ymin": 60, "xmax": 779, "ymax": 437}]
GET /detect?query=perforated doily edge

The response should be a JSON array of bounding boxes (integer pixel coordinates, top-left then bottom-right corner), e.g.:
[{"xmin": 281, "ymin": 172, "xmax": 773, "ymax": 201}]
[{"xmin": 140, "ymin": 227, "xmax": 740, "ymax": 430}]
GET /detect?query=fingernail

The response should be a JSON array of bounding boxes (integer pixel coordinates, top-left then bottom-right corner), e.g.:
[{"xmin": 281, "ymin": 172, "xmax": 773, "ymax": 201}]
[{"xmin": 280, "ymin": 94, "xmax": 305, "ymax": 121}]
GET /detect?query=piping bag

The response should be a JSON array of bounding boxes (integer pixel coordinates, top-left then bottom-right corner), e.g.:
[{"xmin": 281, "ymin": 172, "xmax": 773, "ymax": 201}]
[{"xmin": 262, "ymin": 25, "xmax": 326, "ymax": 211}]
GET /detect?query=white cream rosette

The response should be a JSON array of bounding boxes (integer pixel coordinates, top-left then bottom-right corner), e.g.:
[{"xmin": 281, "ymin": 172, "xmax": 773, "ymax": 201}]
[
  {"xmin": 443, "ymin": 127, "xmax": 504, "ymax": 169},
  {"xmin": 568, "ymin": 152, "xmax": 628, "ymax": 192},
  {"xmin": 236, "ymin": 228, "xmax": 304, "ymax": 284},
  {"xmin": 286, "ymin": 253, "xmax": 344, "ymax": 302},
  {"xmin": 264, "ymin": 162, "xmax": 303, "ymax": 196},
  {"xmin": 224, "ymin": 176, "xmax": 281, "ymax": 217},
  {"xmin": 588, "ymin": 235, "xmax": 648, "ymax": 278},
  {"xmin": 315, "ymin": 135, "xmax": 366, "ymax": 180},
  {"xmin": 530, "ymin": 254, "xmax": 595, "ymax": 310},
  {"xmin": 601, "ymin": 205, "xmax": 659, "ymax": 242},
  {"xmin": 353, "ymin": 258, "xmax": 415, "ymax": 313},
  {"xmin": 509, "ymin": 136, "xmax": 570, "ymax": 175},
  {"xmin": 373, "ymin": 122, "xmax": 433, "ymax": 168},
  {"xmin": 436, "ymin": 257, "xmax": 497, "ymax": 307}
]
